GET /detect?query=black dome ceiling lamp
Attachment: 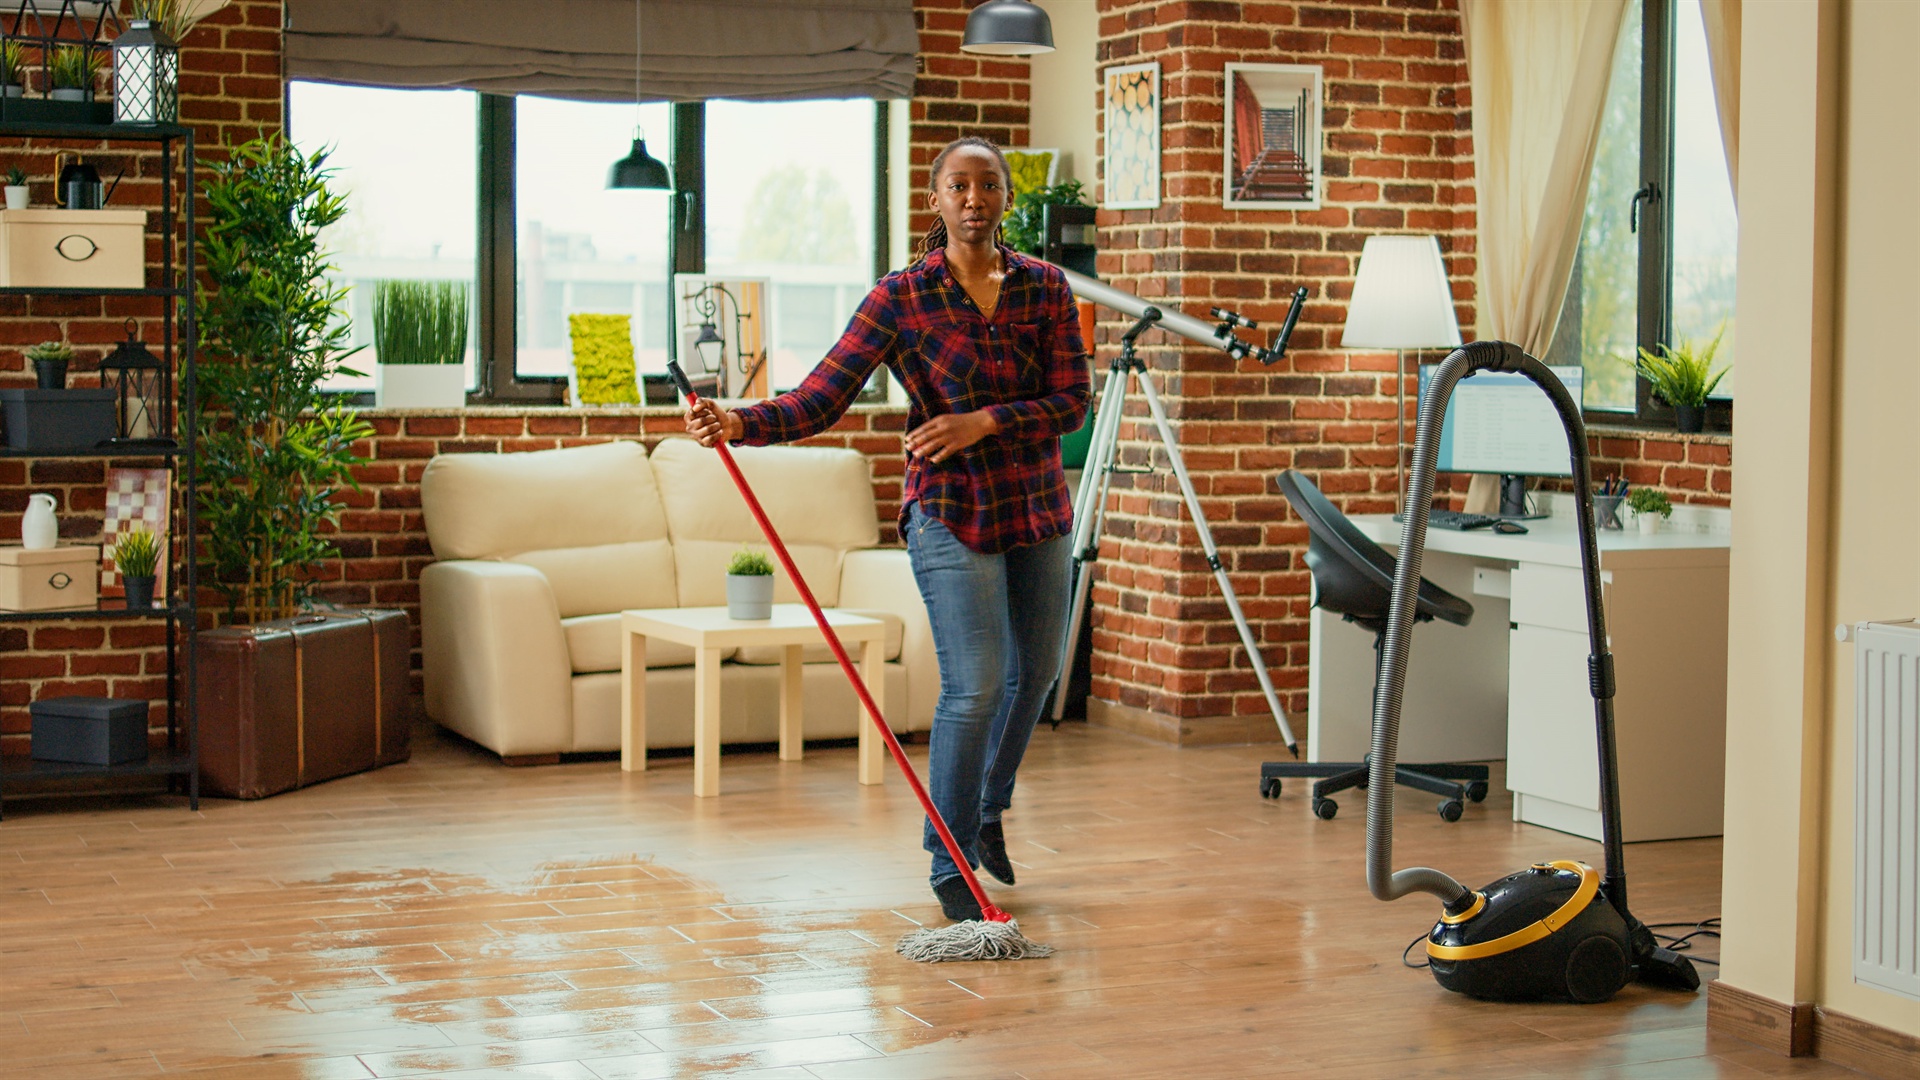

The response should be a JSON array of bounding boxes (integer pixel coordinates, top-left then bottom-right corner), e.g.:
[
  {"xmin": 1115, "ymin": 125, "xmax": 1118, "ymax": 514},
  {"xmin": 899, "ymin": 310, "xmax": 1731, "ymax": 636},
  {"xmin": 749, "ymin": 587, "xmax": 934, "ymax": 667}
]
[
  {"xmin": 961, "ymin": 0, "xmax": 1055, "ymax": 56},
  {"xmin": 609, "ymin": 0, "xmax": 671, "ymax": 189}
]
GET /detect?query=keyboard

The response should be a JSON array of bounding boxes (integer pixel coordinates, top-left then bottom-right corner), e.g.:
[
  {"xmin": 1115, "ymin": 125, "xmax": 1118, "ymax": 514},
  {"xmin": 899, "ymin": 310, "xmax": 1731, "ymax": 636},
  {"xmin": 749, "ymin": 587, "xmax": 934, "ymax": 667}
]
[{"xmin": 1393, "ymin": 509, "xmax": 1500, "ymax": 531}]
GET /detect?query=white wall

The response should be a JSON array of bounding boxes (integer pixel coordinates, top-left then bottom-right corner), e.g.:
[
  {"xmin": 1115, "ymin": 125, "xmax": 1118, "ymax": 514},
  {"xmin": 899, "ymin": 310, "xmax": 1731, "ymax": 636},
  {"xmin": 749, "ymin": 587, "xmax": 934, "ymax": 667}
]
[{"xmin": 1027, "ymin": 0, "xmax": 1099, "ymax": 185}]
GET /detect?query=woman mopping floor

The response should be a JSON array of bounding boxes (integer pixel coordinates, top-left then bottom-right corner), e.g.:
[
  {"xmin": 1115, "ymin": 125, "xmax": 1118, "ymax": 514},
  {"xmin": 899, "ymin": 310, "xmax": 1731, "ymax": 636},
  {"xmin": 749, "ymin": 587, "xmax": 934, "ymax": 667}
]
[{"xmin": 687, "ymin": 136, "xmax": 1091, "ymax": 958}]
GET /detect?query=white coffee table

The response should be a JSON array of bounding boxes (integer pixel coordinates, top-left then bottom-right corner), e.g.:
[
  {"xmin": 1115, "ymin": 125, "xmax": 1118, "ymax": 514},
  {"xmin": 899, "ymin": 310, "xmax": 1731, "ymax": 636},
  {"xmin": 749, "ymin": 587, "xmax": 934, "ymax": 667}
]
[{"xmin": 620, "ymin": 604, "xmax": 888, "ymax": 796}]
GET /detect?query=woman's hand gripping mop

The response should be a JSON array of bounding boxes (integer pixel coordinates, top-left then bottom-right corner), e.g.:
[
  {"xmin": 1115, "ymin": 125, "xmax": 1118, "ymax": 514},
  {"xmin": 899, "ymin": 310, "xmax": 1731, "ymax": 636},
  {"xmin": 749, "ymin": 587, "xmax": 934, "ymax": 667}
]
[{"xmin": 668, "ymin": 362, "xmax": 1052, "ymax": 962}]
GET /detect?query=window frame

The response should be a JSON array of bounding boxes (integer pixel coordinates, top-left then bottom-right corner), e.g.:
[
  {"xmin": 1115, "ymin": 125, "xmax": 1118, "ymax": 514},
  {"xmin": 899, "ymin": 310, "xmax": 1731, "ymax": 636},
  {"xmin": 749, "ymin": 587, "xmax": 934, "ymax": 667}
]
[{"xmin": 1582, "ymin": 0, "xmax": 1734, "ymax": 433}]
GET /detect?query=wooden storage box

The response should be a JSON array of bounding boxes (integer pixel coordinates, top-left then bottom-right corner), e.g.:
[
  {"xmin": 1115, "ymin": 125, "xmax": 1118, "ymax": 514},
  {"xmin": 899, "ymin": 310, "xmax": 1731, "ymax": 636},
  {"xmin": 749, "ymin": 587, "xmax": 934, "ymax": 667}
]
[
  {"xmin": 0, "ymin": 209, "xmax": 146, "ymax": 289},
  {"xmin": 0, "ymin": 545, "xmax": 100, "ymax": 611}
]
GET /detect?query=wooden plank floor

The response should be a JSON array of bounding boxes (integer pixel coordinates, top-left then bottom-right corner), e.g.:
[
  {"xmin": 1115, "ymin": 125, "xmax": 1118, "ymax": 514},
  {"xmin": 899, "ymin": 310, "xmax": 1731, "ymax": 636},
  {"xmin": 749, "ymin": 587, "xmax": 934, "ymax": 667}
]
[{"xmin": 0, "ymin": 721, "xmax": 1861, "ymax": 1079}]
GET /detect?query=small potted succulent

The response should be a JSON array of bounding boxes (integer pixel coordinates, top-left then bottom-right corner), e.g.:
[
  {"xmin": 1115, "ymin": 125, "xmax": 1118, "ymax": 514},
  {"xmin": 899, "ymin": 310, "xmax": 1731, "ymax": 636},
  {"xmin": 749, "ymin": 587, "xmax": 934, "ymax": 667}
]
[
  {"xmin": 1635, "ymin": 328, "xmax": 1729, "ymax": 434},
  {"xmin": 1627, "ymin": 487, "xmax": 1673, "ymax": 535},
  {"xmin": 4, "ymin": 165, "xmax": 26, "ymax": 210},
  {"xmin": 725, "ymin": 545, "xmax": 775, "ymax": 620},
  {"xmin": 49, "ymin": 45, "xmax": 105, "ymax": 102},
  {"xmin": 25, "ymin": 340, "xmax": 72, "ymax": 389},
  {"xmin": 114, "ymin": 525, "xmax": 161, "ymax": 609}
]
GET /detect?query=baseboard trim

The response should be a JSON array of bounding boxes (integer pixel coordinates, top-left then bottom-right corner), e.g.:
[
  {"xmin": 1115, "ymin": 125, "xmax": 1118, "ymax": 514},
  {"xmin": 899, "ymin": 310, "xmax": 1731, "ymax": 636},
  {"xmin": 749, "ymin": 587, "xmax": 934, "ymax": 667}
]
[
  {"xmin": 1814, "ymin": 1006, "xmax": 1920, "ymax": 1078},
  {"xmin": 1085, "ymin": 698, "xmax": 1289, "ymax": 746},
  {"xmin": 1706, "ymin": 980, "xmax": 1813, "ymax": 1056}
]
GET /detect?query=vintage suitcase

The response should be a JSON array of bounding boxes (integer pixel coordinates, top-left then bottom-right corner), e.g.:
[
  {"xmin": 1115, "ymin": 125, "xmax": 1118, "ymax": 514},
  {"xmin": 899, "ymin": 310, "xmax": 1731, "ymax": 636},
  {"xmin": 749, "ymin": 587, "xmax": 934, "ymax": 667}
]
[{"xmin": 197, "ymin": 608, "xmax": 411, "ymax": 799}]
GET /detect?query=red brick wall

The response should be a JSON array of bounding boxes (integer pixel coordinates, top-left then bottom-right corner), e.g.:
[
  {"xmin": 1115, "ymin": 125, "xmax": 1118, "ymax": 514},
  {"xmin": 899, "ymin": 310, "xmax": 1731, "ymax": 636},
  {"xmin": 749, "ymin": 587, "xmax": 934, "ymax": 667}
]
[
  {"xmin": 0, "ymin": 2, "xmax": 284, "ymax": 754},
  {"xmin": 909, "ymin": 0, "xmax": 1033, "ymax": 244}
]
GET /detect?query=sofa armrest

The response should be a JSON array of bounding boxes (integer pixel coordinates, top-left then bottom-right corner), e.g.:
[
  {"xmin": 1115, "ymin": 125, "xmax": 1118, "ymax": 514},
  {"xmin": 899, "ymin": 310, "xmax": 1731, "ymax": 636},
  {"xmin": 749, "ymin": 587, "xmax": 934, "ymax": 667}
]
[
  {"xmin": 421, "ymin": 560, "xmax": 573, "ymax": 756},
  {"xmin": 838, "ymin": 547, "xmax": 936, "ymax": 731}
]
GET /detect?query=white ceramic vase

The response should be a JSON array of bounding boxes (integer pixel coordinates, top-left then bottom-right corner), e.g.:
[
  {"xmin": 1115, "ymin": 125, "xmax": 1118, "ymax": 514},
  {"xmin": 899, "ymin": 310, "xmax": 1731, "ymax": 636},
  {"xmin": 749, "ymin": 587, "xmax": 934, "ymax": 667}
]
[
  {"xmin": 21, "ymin": 493, "xmax": 57, "ymax": 550},
  {"xmin": 374, "ymin": 363, "xmax": 468, "ymax": 409},
  {"xmin": 1636, "ymin": 510, "xmax": 1662, "ymax": 535},
  {"xmin": 726, "ymin": 573, "xmax": 773, "ymax": 620},
  {"xmin": 3, "ymin": 186, "xmax": 25, "ymax": 211}
]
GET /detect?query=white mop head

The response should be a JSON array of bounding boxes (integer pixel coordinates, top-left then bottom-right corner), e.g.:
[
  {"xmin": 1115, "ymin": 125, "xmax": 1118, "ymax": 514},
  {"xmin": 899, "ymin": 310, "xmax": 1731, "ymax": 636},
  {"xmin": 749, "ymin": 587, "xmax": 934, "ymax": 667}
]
[{"xmin": 895, "ymin": 918, "xmax": 1055, "ymax": 962}]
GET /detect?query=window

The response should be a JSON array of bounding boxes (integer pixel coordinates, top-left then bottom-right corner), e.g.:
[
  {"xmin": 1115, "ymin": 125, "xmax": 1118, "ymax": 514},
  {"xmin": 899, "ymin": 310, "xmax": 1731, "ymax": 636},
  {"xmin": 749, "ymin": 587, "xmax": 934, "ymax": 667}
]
[
  {"xmin": 290, "ymin": 86, "xmax": 886, "ymax": 403},
  {"xmin": 288, "ymin": 83, "xmax": 478, "ymax": 393},
  {"xmin": 1550, "ymin": 0, "xmax": 1737, "ymax": 424}
]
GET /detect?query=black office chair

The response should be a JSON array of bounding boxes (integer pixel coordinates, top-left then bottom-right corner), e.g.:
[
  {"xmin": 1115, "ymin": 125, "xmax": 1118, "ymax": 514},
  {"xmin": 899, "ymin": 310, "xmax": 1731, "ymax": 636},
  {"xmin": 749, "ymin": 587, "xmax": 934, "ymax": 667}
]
[{"xmin": 1263, "ymin": 470, "xmax": 1490, "ymax": 821}]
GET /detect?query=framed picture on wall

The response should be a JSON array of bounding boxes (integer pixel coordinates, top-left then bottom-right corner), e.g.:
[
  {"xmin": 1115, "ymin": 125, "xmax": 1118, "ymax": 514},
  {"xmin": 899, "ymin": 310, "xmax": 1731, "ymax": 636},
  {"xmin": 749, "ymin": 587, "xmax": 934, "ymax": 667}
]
[
  {"xmin": 1223, "ymin": 62, "xmax": 1324, "ymax": 210},
  {"xmin": 1102, "ymin": 62, "xmax": 1160, "ymax": 210}
]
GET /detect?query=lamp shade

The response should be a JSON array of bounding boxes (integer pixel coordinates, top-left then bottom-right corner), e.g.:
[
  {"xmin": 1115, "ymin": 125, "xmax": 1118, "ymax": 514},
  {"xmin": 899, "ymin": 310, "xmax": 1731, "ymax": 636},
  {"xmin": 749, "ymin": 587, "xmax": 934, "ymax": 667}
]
[
  {"xmin": 962, "ymin": 0, "xmax": 1055, "ymax": 55},
  {"xmin": 608, "ymin": 137, "xmax": 671, "ymax": 190},
  {"xmin": 1341, "ymin": 235, "xmax": 1461, "ymax": 349}
]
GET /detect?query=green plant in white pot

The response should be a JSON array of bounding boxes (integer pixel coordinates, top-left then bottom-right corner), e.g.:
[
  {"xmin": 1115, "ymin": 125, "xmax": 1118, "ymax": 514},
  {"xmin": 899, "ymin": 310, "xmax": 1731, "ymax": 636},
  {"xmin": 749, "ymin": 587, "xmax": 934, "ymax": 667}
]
[
  {"xmin": 1627, "ymin": 487, "xmax": 1672, "ymax": 534},
  {"xmin": 371, "ymin": 279, "xmax": 470, "ymax": 409},
  {"xmin": 725, "ymin": 546, "xmax": 775, "ymax": 620}
]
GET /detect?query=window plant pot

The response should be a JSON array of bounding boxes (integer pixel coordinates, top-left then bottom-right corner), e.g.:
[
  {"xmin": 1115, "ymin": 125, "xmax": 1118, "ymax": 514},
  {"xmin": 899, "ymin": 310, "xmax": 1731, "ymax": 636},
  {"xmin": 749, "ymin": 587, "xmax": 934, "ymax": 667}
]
[
  {"xmin": 726, "ymin": 573, "xmax": 773, "ymax": 620},
  {"xmin": 1673, "ymin": 402, "xmax": 1705, "ymax": 433},
  {"xmin": 374, "ymin": 362, "xmax": 467, "ymax": 409}
]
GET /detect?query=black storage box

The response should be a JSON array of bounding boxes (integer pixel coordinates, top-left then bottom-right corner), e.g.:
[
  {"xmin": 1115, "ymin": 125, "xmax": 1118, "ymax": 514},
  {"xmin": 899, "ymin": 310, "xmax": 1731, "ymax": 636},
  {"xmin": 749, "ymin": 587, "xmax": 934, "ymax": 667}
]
[
  {"xmin": 30, "ymin": 696, "xmax": 149, "ymax": 765},
  {"xmin": 1, "ymin": 388, "xmax": 117, "ymax": 451}
]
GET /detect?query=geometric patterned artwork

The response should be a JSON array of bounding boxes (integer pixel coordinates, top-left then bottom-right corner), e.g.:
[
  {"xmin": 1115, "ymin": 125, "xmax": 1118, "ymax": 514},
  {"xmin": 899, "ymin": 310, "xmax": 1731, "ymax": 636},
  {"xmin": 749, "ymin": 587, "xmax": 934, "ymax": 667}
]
[
  {"xmin": 100, "ymin": 466, "xmax": 170, "ymax": 600},
  {"xmin": 1103, "ymin": 62, "xmax": 1160, "ymax": 210}
]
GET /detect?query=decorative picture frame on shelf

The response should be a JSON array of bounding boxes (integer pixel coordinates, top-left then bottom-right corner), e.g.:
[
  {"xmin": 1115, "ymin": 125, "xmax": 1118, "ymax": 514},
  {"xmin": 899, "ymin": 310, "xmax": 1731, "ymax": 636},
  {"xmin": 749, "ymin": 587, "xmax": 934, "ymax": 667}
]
[
  {"xmin": 1223, "ymin": 62, "xmax": 1324, "ymax": 210},
  {"xmin": 100, "ymin": 465, "xmax": 169, "ymax": 601},
  {"xmin": 1102, "ymin": 62, "xmax": 1160, "ymax": 210},
  {"xmin": 1003, "ymin": 146, "xmax": 1059, "ymax": 202}
]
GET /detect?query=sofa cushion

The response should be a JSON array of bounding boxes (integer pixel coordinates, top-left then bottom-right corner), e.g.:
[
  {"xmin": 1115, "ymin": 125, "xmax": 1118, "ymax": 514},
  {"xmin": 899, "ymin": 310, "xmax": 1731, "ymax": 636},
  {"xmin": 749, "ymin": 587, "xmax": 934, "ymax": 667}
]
[
  {"xmin": 422, "ymin": 441, "xmax": 670, "ymax": 560},
  {"xmin": 561, "ymin": 612, "xmax": 727, "ymax": 674},
  {"xmin": 512, "ymin": 540, "xmax": 678, "ymax": 620},
  {"xmin": 650, "ymin": 438, "xmax": 879, "ymax": 608},
  {"xmin": 731, "ymin": 609, "xmax": 905, "ymax": 665}
]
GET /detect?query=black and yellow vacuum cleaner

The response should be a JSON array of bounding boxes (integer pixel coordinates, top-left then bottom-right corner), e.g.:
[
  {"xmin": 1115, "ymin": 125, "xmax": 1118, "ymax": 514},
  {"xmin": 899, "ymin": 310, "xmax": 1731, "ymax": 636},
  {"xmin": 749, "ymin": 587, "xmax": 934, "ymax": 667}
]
[{"xmin": 1371, "ymin": 341, "xmax": 1700, "ymax": 1004}]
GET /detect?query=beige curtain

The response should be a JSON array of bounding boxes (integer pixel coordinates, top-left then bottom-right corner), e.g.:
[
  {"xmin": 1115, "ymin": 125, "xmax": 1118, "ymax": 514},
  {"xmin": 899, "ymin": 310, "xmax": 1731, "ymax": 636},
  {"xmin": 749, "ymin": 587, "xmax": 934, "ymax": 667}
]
[
  {"xmin": 1462, "ymin": 0, "xmax": 1629, "ymax": 357},
  {"xmin": 284, "ymin": 0, "xmax": 919, "ymax": 103},
  {"xmin": 1459, "ymin": 0, "xmax": 1626, "ymax": 512},
  {"xmin": 1699, "ymin": 0, "xmax": 1741, "ymax": 201}
]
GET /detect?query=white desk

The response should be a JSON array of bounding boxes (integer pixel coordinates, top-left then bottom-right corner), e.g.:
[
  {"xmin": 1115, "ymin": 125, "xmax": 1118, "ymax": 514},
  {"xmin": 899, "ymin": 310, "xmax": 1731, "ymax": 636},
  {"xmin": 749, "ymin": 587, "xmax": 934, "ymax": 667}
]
[{"xmin": 1308, "ymin": 501, "xmax": 1730, "ymax": 842}]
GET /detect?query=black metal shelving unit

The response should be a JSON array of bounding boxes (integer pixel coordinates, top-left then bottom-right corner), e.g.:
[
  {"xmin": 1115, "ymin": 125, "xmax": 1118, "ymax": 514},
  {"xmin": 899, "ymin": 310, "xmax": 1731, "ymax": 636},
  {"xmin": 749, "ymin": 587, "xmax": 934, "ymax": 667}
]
[{"xmin": 0, "ymin": 120, "xmax": 196, "ymax": 819}]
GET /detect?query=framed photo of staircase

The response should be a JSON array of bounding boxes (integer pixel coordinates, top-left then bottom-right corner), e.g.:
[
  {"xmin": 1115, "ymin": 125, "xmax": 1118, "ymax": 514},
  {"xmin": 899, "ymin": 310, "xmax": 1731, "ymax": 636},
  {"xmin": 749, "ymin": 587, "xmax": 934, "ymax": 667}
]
[{"xmin": 1224, "ymin": 63, "xmax": 1324, "ymax": 210}]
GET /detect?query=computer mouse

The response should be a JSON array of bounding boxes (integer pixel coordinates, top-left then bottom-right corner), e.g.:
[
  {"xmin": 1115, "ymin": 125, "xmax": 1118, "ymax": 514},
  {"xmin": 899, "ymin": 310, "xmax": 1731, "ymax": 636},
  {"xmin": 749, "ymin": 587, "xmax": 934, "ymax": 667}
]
[{"xmin": 1492, "ymin": 520, "xmax": 1529, "ymax": 535}]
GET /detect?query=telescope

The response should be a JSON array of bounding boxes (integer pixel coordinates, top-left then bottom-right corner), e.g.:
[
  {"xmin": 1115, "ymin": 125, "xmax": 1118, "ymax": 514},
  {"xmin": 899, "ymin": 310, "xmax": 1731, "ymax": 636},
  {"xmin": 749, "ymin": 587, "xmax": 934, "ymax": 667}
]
[{"xmin": 1056, "ymin": 265, "xmax": 1308, "ymax": 364}]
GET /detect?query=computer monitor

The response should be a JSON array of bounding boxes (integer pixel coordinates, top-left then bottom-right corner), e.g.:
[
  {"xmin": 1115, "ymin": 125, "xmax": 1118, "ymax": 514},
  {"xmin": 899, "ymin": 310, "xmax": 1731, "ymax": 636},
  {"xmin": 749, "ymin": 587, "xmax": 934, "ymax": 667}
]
[{"xmin": 1415, "ymin": 364, "xmax": 1584, "ymax": 518}]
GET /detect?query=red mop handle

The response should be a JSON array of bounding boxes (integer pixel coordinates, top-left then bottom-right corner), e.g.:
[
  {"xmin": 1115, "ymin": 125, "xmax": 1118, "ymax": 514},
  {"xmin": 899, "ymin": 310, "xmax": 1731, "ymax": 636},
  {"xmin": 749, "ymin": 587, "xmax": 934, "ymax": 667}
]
[{"xmin": 674, "ymin": 367, "xmax": 1008, "ymax": 924}]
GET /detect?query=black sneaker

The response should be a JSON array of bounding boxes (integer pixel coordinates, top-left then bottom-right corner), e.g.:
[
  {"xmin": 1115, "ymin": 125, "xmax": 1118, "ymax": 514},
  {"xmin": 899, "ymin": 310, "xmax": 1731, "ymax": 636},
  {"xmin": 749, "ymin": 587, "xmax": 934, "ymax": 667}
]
[
  {"xmin": 977, "ymin": 820, "xmax": 1016, "ymax": 886},
  {"xmin": 933, "ymin": 875, "xmax": 984, "ymax": 921}
]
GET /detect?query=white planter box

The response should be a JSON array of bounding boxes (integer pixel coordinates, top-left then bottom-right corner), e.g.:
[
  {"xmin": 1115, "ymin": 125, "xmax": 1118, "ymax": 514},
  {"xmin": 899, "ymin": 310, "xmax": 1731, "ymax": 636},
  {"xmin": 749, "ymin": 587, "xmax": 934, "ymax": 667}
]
[
  {"xmin": 0, "ymin": 209, "xmax": 146, "ymax": 288},
  {"xmin": 375, "ymin": 363, "xmax": 467, "ymax": 409}
]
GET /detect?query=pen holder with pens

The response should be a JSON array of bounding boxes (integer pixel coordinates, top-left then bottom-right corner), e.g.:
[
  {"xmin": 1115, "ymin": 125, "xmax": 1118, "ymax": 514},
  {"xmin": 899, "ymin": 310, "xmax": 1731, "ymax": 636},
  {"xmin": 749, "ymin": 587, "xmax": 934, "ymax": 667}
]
[{"xmin": 1593, "ymin": 493, "xmax": 1626, "ymax": 531}]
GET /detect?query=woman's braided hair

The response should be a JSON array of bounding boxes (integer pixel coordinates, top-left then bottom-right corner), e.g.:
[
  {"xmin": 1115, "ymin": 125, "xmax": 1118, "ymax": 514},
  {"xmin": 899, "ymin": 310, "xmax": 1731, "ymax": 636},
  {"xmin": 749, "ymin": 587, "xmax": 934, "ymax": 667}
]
[{"xmin": 917, "ymin": 136, "xmax": 1013, "ymax": 262}]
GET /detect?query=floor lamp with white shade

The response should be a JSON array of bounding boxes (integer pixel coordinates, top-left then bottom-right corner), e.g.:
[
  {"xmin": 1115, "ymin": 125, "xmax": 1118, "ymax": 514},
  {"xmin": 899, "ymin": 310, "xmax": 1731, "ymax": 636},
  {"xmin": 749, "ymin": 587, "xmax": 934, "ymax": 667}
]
[{"xmin": 1340, "ymin": 235, "xmax": 1462, "ymax": 514}]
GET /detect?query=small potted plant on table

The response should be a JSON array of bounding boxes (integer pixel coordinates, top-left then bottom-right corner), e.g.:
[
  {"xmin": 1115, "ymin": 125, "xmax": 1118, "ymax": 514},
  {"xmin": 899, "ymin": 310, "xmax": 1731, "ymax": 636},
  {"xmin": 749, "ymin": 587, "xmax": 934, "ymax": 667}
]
[
  {"xmin": 1635, "ymin": 328, "xmax": 1729, "ymax": 434},
  {"xmin": 1627, "ymin": 488, "xmax": 1673, "ymax": 534},
  {"xmin": 113, "ymin": 525, "xmax": 160, "ymax": 609},
  {"xmin": 726, "ymin": 546, "xmax": 775, "ymax": 620},
  {"xmin": 25, "ymin": 341, "xmax": 71, "ymax": 389}
]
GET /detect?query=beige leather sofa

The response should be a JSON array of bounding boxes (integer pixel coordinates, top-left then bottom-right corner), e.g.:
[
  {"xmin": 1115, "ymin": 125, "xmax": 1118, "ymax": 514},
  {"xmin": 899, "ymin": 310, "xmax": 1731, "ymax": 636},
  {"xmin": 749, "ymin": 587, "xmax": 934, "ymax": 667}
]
[{"xmin": 420, "ymin": 438, "xmax": 935, "ymax": 761}]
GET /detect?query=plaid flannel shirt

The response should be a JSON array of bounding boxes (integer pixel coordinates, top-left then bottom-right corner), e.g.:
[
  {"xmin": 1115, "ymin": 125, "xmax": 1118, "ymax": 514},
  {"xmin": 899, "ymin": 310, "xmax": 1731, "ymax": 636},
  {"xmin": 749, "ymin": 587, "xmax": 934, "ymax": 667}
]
[{"xmin": 733, "ymin": 246, "xmax": 1091, "ymax": 553}]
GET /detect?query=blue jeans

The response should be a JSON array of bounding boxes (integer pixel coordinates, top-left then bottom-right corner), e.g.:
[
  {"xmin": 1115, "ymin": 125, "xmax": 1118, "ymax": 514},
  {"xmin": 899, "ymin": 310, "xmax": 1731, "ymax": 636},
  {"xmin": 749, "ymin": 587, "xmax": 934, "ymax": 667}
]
[{"xmin": 904, "ymin": 502, "xmax": 1072, "ymax": 884}]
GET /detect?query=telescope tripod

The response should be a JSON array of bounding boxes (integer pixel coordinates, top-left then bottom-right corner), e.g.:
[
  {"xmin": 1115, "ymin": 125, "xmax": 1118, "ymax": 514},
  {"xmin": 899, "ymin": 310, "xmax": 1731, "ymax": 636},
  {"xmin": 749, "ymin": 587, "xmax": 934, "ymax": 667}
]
[{"xmin": 1049, "ymin": 309, "xmax": 1301, "ymax": 754}]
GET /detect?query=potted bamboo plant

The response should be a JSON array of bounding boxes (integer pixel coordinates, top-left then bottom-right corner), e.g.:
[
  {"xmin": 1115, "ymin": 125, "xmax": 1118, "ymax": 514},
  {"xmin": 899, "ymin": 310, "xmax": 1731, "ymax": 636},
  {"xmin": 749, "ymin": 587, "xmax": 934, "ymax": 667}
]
[
  {"xmin": 1635, "ymin": 328, "xmax": 1729, "ymax": 434},
  {"xmin": 371, "ymin": 278, "xmax": 470, "ymax": 409}
]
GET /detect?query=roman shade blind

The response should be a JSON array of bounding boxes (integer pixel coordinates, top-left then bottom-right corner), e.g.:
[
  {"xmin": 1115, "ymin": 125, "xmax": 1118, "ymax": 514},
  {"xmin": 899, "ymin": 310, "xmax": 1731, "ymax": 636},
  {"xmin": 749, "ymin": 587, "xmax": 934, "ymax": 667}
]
[{"xmin": 283, "ymin": 0, "xmax": 917, "ymax": 103}]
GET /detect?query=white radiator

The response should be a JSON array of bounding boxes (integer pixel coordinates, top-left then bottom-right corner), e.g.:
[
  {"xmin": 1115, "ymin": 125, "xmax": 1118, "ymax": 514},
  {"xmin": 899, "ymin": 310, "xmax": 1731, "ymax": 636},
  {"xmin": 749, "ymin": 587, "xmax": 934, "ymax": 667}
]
[{"xmin": 1853, "ymin": 619, "xmax": 1920, "ymax": 1001}]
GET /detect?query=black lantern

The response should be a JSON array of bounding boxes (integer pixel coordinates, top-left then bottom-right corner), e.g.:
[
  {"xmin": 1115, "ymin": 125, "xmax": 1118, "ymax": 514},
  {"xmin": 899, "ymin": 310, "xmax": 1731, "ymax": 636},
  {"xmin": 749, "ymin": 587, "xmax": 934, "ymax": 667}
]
[
  {"xmin": 111, "ymin": 18, "xmax": 179, "ymax": 124},
  {"xmin": 100, "ymin": 319, "xmax": 168, "ymax": 445}
]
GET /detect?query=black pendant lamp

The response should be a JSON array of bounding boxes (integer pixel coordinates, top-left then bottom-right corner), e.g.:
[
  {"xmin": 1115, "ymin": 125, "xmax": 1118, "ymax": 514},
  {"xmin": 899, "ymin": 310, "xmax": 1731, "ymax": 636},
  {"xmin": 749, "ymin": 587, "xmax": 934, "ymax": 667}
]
[
  {"xmin": 609, "ymin": 0, "xmax": 671, "ymax": 189},
  {"xmin": 962, "ymin": 0, "xmax": 1055, "ymax": 55}
]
